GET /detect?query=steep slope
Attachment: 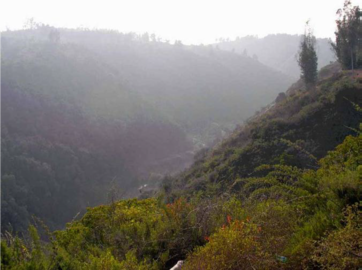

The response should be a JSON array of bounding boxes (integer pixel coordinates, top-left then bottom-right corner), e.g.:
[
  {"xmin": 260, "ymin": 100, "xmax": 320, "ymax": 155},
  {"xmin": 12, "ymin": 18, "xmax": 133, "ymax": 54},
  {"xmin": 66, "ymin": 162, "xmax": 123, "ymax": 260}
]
[
  {"xmin": 3, "ymin": 27, "xmax": 294, "ymax": 145},
  {"xmin": 1, "ymin": 37, "xmax": 192, "ymax": 232},
  {"xmin": 1, "ymin": 60, "xmax": 361, "ymax": 270},
  {"xmin": 2, "ymin": 26, "xmax": 350, "ymax": 235},
  {"xmin": 166, "ymin": 65, "xmax": 361, "ymax": 198},
  {"xmin": 1, "ymin": 27, "xmax": 294, "ymax": 232},
  {"xmin": 2, "ymin": 112, "xmax": 360, "ymax": 269},
  {"xmin": 216, "ymin": 34, "xmax": 336, "ymax": 79}
]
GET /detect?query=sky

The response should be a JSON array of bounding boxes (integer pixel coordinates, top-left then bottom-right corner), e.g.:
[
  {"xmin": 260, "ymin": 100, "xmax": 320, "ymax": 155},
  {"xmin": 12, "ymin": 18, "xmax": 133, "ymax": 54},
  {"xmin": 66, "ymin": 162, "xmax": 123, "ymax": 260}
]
[{"xmin": 1, "ymin": 0, "xmax": 361, "ymax": 44}]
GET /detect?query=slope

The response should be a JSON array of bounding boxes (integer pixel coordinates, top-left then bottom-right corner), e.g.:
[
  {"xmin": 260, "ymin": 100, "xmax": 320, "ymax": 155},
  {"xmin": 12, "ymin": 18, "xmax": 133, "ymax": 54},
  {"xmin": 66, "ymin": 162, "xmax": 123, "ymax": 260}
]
[
  {"xmin": 3, "ymin": 27, "xmax": 294, "ymax": 145},
  {"xmin": 1, "ymin": 36, "xmax": 192, "ymax": 232},
  {"xmin": 165, "ymin": 64, "xmax": 361, "ymax": 198}
]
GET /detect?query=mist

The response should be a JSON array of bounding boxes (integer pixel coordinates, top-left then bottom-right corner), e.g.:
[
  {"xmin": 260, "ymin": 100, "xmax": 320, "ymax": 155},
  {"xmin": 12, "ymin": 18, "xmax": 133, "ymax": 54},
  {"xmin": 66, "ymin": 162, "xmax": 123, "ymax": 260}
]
[{"xmin": 1, "ymin": 0, "xmax": 361, "ymax": 269}]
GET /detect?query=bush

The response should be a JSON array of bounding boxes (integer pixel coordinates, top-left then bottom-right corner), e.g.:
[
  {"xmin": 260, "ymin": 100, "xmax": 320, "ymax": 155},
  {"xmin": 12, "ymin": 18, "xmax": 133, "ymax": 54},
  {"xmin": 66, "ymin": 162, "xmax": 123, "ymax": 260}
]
[{"xmin": 310, "ymin": 204, "xmax": 361, "ymax": 270}]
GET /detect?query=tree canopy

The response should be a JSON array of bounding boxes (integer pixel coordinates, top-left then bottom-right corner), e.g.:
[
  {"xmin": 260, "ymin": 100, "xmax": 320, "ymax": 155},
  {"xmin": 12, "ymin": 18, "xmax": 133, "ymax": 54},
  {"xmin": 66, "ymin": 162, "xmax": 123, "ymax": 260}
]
[
  {"xmin": 332, "ymin": 0, "xmax": 361, "ymax": 69},
  {"xmin": 298, "ymin": 23, "xmax": 318, "ymax": 88}
]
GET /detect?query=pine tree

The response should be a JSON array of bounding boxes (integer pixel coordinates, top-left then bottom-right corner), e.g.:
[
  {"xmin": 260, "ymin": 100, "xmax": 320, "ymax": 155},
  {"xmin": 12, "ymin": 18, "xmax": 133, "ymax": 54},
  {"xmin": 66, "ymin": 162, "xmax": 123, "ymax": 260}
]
[{"xmin": 298, "ymin": 23, "xmax": 318, "ymax": 89}]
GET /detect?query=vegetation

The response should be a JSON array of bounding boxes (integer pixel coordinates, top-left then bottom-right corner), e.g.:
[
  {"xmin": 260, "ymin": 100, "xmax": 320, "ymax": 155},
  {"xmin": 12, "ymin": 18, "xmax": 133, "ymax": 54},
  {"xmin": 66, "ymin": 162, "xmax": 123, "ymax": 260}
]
[
  {"xmin": 332, "ymin": 0, "xmax": 361, "ymax": 70},
  {"xmin": 1, "ymin": 27, "xmax": 294, "ymax": 233},
  {"xmin": 2, "ymin": 25, "xmax": 293, "ymax": 143},
  {"xmin": 1, "ymin": 37, "xmax": 191, "ymax": 233},
  {"xmin": 298, "ymin": 23, "xmax": 318, "ymax": 88},
  {"xmin": 1, "ymin": 2, "xmax": 361, "ymax": 269},
  {"xmin": 3, "ymin": 47, "xmax": 361, "ymax": 270},
  {"xmin": 2, "ymin": 125, "xmax": 361, "ymax": 269},
  {"xmin": 166, "ymin": 66, "xmax": 361, "ymax": 201}
]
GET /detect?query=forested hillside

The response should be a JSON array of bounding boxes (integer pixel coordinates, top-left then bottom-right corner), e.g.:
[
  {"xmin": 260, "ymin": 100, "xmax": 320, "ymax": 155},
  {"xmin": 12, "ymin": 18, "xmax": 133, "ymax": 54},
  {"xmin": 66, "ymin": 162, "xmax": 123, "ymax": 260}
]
[
  {"xmin": 1, "ymin": 26, "xmax": 293, "ymax": 233},
  {"xmin": 166, "ymin": 64, "xmax": 361, "ymax": 199},
  {"xmin": 2, "ymin": 68, "xmax": 361, "ymax": 269},
  {"xmin": 1, "ymin": 37, "xmax": 191, "ymax": 233},
  {"xmin": 216, "ymin": 34, "xmax": 336, "ymax": 79},
  {"xmin": 2, "ymin": 0, "xmax": 362, "ymax": 269},
  {"xmin": 3, "ymin": 27, "xmax": 294, "ymax": 143}
]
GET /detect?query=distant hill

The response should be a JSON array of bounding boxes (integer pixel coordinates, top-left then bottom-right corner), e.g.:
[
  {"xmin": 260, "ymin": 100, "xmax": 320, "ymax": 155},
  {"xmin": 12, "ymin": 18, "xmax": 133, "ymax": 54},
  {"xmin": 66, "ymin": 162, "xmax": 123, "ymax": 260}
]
[
  {"xmin": 3, "ymin": 66, "xmax": 360, "ymax": 270},
  {"xmin": 1, "ymin": 37, "xmax": 192, "ymax": 232},
  {"xmin": 3, "ymin": 27, "xmax": 294, "ymax": 144},
  {"xmin": 215, "ymin": 34, "xmax": 336, "ymax": 79},
  {"xmin": 1, "ymin": 26, "xmax": 293, "ymax": 232}
]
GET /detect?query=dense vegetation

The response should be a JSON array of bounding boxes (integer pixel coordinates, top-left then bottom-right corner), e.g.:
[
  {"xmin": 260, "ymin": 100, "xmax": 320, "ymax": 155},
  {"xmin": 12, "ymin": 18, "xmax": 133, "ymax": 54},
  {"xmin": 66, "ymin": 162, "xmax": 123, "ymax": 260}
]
[
  {"xmin": 3, "ymin": 26, "xmax": 293, "ymax": 142},
  {"xmin": 332, "ymin": 0, "xmax": 362, "ymax": 70},
  {"xmin": 2, "ymin": 66, "xmax": 361, "ymax": 269},
  {"xmin": 166, "ymin": 66, "xmax": 361, "ymax": 200},
  {"xmin": 2, "ymin": 2, "xmax": 361, "ymax": 268},
  {"xmin": 2, "ymin": 27, "xmax": 294, "ymax": 233},
  {"xmin": 0, "ymin": 26, "xmax": 296, "ymax": 234},
  {"xmin": 2, "ymin": 117, "xmax": 361, "ymax": 269},
  {"xmin": 1, "ymin": 36, "xmax": 191, "ymax": 233}
]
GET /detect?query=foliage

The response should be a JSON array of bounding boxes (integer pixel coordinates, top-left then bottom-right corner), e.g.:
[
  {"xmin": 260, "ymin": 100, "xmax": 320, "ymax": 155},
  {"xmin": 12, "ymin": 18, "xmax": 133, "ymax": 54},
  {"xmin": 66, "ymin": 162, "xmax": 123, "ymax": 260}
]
[
  {"xmin": 2, "ymin": 27, "xmax": 295, "ymax": 233},
  {"xmin": 2, "ymin": 130, "xmax": 361, "ymax": 269},
  {"xmin": 309, "ymin": 204, "xmax": 361, "ymax": 270},
  {"xmin": 183, "ymin": 219, "xmax": 276, "ymax": 270},
  {"xmin": 2, "ymin": 10, "xmax": 362, "ymax": 269},
  {"xmin": 0, "ymin": 32, "xmax": 191, "ymax": 233},
  {"xmin": 167, "ymin": 69, "xmax": 361, "ymax": 200},
  {"xmin": 332, "ymin": 0, "xmax": 361, "ymax": 70},
  {"xmin": 298, "ymin": 23, "xmax": 318, "ymax": 88}
]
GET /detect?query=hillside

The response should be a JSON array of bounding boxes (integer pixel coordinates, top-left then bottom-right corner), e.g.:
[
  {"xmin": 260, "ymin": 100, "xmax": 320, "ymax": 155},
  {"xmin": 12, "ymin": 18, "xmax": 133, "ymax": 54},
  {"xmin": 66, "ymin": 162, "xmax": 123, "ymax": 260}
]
[
  {"xmin": 1, "ymin": 27, "xmax": 293, "ymax": 233},
  {"xmin": 2, "ymin": 70, "xmax": 361, "ymax": 269},
  {"xmin": 3, "ymin": 27, "xmax": 294, "ymax": 144},
  {"xmin": 2, "ymin": 1, "xmax": 362, "ymax": 268},
  {"xmin": 1, "ymin": 38, "xmax": 192, "ymax": 233},
  {"xmin": 216, "ymin": 34, "xmax": 336, "ymax": 79},
  {"xmin": 166, "ymin": 65, "xmax": 361, "ymax": 198}
]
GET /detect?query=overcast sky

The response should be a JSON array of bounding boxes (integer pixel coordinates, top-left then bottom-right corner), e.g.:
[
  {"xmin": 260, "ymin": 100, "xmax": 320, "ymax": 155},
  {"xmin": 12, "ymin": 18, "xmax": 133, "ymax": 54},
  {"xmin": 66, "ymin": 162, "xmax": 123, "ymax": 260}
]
[{"xmin": 1, "ymin": 0, "xmax": 361, "ymax": 44}]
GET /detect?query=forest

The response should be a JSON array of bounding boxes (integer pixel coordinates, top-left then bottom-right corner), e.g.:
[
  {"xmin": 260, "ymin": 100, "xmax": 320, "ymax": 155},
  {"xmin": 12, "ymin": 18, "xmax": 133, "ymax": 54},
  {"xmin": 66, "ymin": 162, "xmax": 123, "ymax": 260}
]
[
  {"xmin": 1, "ymin": 22, "xmax": 294, "ymax": 233},
  {"xmin": 1, "ymin": 0, "xmax": 362, "ymax": 269}
]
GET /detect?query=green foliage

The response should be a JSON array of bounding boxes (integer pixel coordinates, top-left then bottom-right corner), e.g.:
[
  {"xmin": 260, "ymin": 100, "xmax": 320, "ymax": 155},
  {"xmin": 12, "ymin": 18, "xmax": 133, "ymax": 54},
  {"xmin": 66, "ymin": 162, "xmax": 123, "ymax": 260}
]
[
  {"xmin": 1, "ymin": 240, "xmax": 14, "ymax": 269},
  {"xmin": 332, "ymin": 1, "xmax": 361, "ymax": 70},
  {"xmin": 310, "ymin": 204, "xmax": 361, "ymax": 270},
  {"xmin": 2, "ymin": 197, "xmax": 247, "ymax": 269},
  {"xmin": 183, "ymin": 219, "xmax": 276, "ymax": 270},
  {"xmin": 167, "ymin": 66, "xmax": 361, "ymax": 201},
  {"xmin": 2, "ymin": 130, "xmax": 361, "ymax": 269},
  {"xmin": 2, "ymin": 18, "xmax": 362, "ymax": 270},
  {"xmin": 298, "ymin": 23, "xmax": 318, "ymax": 88}
]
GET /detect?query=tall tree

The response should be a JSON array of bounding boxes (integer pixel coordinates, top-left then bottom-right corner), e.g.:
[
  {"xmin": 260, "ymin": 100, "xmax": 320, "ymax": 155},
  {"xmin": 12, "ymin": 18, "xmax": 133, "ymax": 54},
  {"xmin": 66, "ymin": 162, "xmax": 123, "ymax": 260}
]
[
  {"xmin": 298, "ymin": 22, "xmax": 318, "ymax": 89},
  {"xmin": 332, "ymin": 0, "xmax": 361, "ymax": 70}
]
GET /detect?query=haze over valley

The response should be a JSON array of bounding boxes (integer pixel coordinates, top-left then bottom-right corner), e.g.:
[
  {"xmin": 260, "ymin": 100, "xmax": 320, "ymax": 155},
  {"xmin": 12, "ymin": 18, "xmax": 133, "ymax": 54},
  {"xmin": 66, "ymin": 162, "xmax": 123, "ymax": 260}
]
[{"xmin": 1, "ymin": 1, "xmax": 361, "ymax": 269}]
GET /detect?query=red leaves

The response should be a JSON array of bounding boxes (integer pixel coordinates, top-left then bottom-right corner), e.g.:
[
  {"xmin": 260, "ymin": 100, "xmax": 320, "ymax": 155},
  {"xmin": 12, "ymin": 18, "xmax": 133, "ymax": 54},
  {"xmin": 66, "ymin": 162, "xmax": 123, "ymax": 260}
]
[{"xmin": 227, "ymin": 215, "xmax": 232, "ymax": 224}]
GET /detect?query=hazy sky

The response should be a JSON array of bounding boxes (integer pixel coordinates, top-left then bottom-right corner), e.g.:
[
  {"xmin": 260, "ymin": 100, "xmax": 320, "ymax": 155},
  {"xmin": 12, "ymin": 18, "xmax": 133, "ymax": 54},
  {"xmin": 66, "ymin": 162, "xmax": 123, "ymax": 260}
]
[{"xmin": 1, "ymin": 0, "xmax": 361, "ymax": 44}]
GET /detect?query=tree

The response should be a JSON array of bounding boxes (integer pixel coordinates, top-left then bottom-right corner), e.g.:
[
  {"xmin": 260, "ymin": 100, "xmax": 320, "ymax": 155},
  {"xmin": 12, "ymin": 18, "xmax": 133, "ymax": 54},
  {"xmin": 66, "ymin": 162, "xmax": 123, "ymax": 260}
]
[
  {"xmin": 298, "ymin": 22, "xmax": 318, "ymax": 88},
  {"xmin": 332, "ymin": 0, "xmax": 361, "ymax": 70}
]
